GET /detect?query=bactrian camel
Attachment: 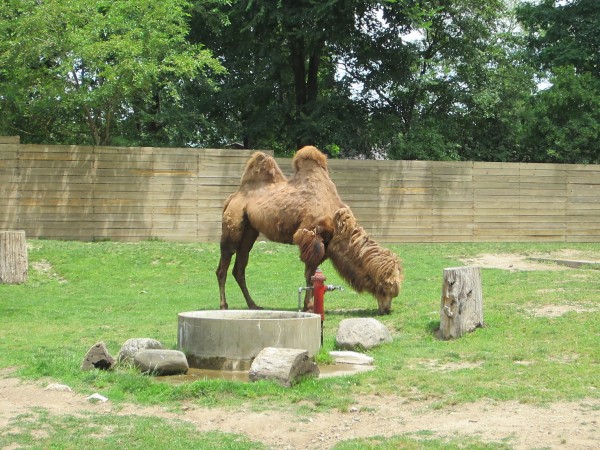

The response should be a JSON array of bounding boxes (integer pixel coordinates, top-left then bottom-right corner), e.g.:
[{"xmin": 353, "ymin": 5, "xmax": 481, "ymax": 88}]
[{"xmin": 216, "ymin": 146, "xmax": 402, "ymax": 314}]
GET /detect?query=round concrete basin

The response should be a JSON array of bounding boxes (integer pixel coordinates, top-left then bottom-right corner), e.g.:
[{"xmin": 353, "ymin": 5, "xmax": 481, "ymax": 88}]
[{"xmin": 178, "ymin": 310, "xmax": 321, "ymax": 370}]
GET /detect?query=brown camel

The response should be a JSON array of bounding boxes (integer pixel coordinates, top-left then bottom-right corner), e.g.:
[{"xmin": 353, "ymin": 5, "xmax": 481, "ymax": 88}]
[{"xmin": 216, "ymin": 146, "xmax": 402, "ymax": 314}]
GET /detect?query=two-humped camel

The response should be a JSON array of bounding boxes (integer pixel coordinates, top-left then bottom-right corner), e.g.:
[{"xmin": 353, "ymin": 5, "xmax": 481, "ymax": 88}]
[{"xmin": 216, "ymin": 146, "xmax": 402, "ymax": 314}]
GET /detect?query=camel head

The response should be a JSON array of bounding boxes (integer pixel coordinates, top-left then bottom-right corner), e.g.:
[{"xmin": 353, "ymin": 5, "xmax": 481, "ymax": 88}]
[
  {"xmin": 329, "ymin": 207, "xmax": 403, "ymax": 315},
  {"xmin": 374, "ymin": 264, "xmax": 402, "ymax": 314}
]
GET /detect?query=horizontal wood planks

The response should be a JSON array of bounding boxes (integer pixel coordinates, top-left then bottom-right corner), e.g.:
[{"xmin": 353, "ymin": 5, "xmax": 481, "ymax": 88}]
[
  {"xmin": 1, "ymin": 144, "xmax": 258, "ymax": 241},
  {"xmin": 1, "ymin": 140, "xmax": 599, "ymax": 242}
]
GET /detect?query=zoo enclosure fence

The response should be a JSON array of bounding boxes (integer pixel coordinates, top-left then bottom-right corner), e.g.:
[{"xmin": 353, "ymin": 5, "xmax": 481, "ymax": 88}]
[{"xmin": 1, "ymin": 136, "xmax": 599, "ymax": 243}]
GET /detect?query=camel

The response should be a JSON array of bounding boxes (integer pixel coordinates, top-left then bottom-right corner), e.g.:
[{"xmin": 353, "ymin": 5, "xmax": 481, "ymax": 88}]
[{"xmin": 216, "ymin": 146, "xmax": 402, "ymax": 315}]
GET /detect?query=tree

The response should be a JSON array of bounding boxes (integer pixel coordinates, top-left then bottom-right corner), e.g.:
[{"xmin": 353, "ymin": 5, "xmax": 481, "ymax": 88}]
[
  {"xmin": 517, "ymin": 0, "xmax": 600, "ymax": 78},
  {"xmin": 188, "ymin": 0, "xmax": 370, "ymax": 153},
  {"xmin": 517, "ymin": 0, "xmax": 600, "ymax": 163},
  {"xmin": 520, "ymin": 68, "xmax": 600, "ymax": 164},
  {"xmin": 338, "ymin": 0, "xmax": 536, "ymax": 160},
  {"xmin": 0, "ymin": 0, "xmax": 224, "ymax": 146}
]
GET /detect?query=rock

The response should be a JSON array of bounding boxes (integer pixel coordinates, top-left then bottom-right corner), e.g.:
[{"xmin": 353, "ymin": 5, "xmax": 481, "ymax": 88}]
[
  {"xmin": 81, "ymin": 342, "xmax": 115, "ymax": 371},
  {"xmin": 335, "ymin": 318, "xmax": 392, "ymax": 350},
  {"xmin": 133, "ymin": 349, "xmax": 189, "ymax": 376},
  {"xmin": 249, "ymin": 347, "xmax": 319, "ymax": 387},
  {"xmin": 87, "ymin": 393, "xmax": 108, "ymax": 403},
  {"xmin": 45, "ymin": 383, "xmax": 72, "ymax": 392},
  {"xmin": 329, "ymin": 350, "xmax": 374, "ymax": 365},
  {"xmin": 117, "ymin": 338, "xmax": 163, "ymax": 364}
]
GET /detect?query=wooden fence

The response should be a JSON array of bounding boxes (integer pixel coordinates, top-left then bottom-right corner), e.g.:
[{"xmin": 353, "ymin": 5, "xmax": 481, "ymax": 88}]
[{"xmin": 1, "ymin": 136, "xmax": 599, "ymax": 243}]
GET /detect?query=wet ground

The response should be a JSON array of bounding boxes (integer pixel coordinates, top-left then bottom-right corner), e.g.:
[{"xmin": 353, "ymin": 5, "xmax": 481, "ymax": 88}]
[{"xmin": 155, "ymin": 363, "xmax": 374, "ymax": 384}]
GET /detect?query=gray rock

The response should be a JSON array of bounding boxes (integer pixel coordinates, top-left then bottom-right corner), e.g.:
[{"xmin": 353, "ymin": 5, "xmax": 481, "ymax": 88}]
[
  {"xmin": 117, "ymin": 338, "xmax": 163, "ymax": 364},
  {"xmin": 87, "ymin": 393, "xmax": 108, "ymax": 403},
  {"xmin": 329, "ymin": 350, "xmax": 374, "ymax": 365},
  {"xmin": 45, "ymin": 383, "xmax": 72, "ymax": 392},
  {"xmin": 249, "ymin": 347, "xmax": 319, "ymax": 387},
  {"xmin": 133, "ymin": 349, "xmax": 189, "ymax": 376},
  {"xmin": 335, "ymin": 318, "xmax": 392, "ymax": 350},
  {"xmin": 81, "ymin": 342, "xmax": 115, "ymax": 371}
]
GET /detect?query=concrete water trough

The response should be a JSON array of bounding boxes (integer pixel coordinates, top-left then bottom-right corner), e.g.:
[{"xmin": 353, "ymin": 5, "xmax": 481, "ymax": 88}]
[{"xmin": 178, "ymin": 310, "xmax": 321, "ymax": 371}]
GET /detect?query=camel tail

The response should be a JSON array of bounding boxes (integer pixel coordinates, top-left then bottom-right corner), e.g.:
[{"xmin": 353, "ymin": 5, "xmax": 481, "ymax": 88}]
[{"xmin": 240, "ymin": 152, "xmax": 287, "ymax": 185}]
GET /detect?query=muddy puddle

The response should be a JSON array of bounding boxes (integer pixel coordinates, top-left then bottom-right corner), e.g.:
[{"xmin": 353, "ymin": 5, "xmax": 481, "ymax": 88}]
[{"xmin": 156, "ymin": 363, "xmax": 373, "ymax": 385}]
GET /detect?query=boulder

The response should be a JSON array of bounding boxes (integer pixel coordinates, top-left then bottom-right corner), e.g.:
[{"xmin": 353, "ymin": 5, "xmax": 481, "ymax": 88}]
[
  {"xmin": 133, "ymin": 349, "xmax": 189, "ymax": 376},
  {"xmin": 335, "ymin": 318, "xmax": 392, "ymax": 350},
  {"xmin": 249, "ymin": 347, "xmax": 319, "ymax": 387},
  {"xmin": 117, "ymin": 338, "xmax": 163, "ymax": 364},
  {"xmin": 329, "ymin": 350, "xmax": 374, "ymax": 365},
  {"xmin": 45, "ymin": 383, "xmax": 72, "ymax": 392},
  {"xmin": 81, "ymin": 342, "xmax": 115, "ymax": 371}
]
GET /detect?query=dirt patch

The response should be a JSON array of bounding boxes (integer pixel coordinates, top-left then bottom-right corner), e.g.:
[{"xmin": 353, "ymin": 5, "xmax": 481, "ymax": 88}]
[
  {"xmin": 460, "ymin": 250, "xmax": 600, "ymax": 272},
  {"xmin": 460, "ymin": 254, "xmax": 566, "ymax": 271},
  {"xmin": 527, "ymin": 304, "xmax": 599, "ymax": 318},
  {"xmin": 1, "ymin": 374, "xmax": 598, "ymax": 449},
  {"xmin": 408, "ymin": 359, "xmax": 485, "ymax": 372},
  {"xmin": 31, "ymin": 260, "xmax": 68, "ymax": 283}
]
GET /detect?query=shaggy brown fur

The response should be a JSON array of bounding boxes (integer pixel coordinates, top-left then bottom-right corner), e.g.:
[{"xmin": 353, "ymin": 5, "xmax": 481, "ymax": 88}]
[
  {"xmin": 328, "ymin": 208, "xmax": 402, "ymax": 314},
  {"xmin": 216, "ymin": 145, "xmax": 402, "ymax": 314}
]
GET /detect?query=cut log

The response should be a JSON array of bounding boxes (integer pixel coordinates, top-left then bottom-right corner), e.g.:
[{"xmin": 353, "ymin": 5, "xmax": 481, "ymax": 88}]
[
  {"xmin": 0, "ymin": 230, "xmax": 28, "ymax": 284},
  {"xmin": 438, "ymin": 266, "xmax": 484, "ymax": 340},
  {"xmin": 249, "ymin": 347, "xmax": 319, "ymax": 387}
]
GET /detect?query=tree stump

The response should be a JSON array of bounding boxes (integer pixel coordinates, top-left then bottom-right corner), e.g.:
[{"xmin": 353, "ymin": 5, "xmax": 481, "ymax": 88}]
[
  {"xmin": 438, "ymin": 266, "xmax": 483, "ymax": 340},
  {"xmin": 0, "ymin": 230, "xmax": 28, "ymax": 284}
]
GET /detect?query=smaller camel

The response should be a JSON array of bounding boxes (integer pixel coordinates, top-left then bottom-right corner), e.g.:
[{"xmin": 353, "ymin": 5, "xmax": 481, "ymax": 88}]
[{"xmin": 216, "ymin": 146, "xmax": 402, "ymax": 314}]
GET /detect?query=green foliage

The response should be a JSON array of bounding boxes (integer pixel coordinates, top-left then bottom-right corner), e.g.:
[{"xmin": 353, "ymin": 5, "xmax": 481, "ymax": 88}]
[
  {"xmin": 516, "ymin": 0, "xmax": 600, "ymax": 163},
  {"xmin": 1, "ymin": 0, "xmax": 599, "ymax": 162},
  {"xmin": 0, "ymin": 0, "xmax": 224, "ymax": 146},
  {"xmin": 521, "ymin": 67, "xmax": 600, "ymax": 163},
  {"xmin": 517, "ymin": 0, "xmax": 600, "ymax": 77}
]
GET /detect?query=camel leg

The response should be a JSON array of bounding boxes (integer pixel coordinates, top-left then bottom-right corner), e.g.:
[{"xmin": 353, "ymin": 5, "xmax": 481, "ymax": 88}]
[
  {"xmin": 232, "ymin": 226, "xmax": 261, "ymax": 310},
  {"xmin": 303, "ymin": 264, "xmax": 319, "ymax": 312},
  {"xmin": 216, "ymin": 242, "xmax": 235, "ymax": 310}
]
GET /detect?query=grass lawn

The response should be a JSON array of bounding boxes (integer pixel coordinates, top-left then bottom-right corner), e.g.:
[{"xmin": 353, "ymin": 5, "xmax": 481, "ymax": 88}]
[{"xmin": 1, "ymin": 239, "xmax": 599, "ymax": 448}]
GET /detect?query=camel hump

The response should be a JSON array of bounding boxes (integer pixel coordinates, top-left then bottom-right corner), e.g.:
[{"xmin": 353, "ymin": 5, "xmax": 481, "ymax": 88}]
[
  {"xmin": 293, "ymin": 146, "xmax": 328, "ymax": 173},
  {"xmin": 240, "ymin": 152, "xmax": 287, "ymax": 185}
]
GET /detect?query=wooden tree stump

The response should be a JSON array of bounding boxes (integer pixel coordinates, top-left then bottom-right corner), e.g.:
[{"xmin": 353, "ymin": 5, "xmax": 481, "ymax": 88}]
[
  {"xmin": 0, "ymin": 230, "xmax": 28, "ymax": 284},
  {"xmin": 438, "ymin": 266, "xmax": 483, "ymax": 340}
]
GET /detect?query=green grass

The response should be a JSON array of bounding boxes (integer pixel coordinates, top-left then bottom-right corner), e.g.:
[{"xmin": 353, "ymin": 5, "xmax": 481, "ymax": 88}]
[
  {"xmin": 1, "ymin": 240, "xmax": 599, "ymax": 448},
  {"xmin": 332, "ymin": 434, "xmax": 511, "ymax": 449},
  {"xmin": 0, "ymin": 409, "xmax": 262, "ymax": 449}
]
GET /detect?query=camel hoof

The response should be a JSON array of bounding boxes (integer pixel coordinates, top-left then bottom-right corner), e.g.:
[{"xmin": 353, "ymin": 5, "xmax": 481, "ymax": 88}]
[
  {"xmin": 248, "ymin": 304, "xmax": 263, "ymax": 310},
  {"xmin": 220, "ymin": 303, "xmax": 229, "ymax": 310}
]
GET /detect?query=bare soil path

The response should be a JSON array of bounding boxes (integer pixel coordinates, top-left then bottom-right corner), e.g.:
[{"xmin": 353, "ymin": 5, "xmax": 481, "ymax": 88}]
[{"xmin": 1, "ymin": 374, "xmax": 598, "ymax": 449}]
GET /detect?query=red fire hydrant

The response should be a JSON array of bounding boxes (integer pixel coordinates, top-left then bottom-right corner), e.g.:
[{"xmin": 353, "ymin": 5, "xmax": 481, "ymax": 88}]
[
  {"xmin": 298, "ymin": 268, "xmax": 343, "ymax": 344},
  {"xmin": 307, "ymin": 267, "xmax": 343, "ymax": 344},
  {"xmin": 311, "ymin": 268, "xmax": 327, "ymax": 322}
]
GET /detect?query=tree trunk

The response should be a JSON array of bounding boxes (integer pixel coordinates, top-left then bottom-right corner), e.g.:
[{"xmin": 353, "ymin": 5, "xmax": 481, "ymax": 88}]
[
  {"xmin": 290, "ymin": 37, "xmax": 307, "ymax": 115},
  {"xmin": 438, "ymin": 266, "xmax": 483, "ymax": 340},
  {"xmin": 0, "ymin": 230, "xmax": 28, "ymax": 284}
]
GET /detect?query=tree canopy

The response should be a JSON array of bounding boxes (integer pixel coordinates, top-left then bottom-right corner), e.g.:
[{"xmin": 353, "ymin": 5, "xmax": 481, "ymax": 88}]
[
  {"xmin": 0, "ymin": 0, "xmax": 598, "ymax": 163},
  {"xmin": 0, "ymin": 0, "xmax": 224, "ymax": 146}
]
